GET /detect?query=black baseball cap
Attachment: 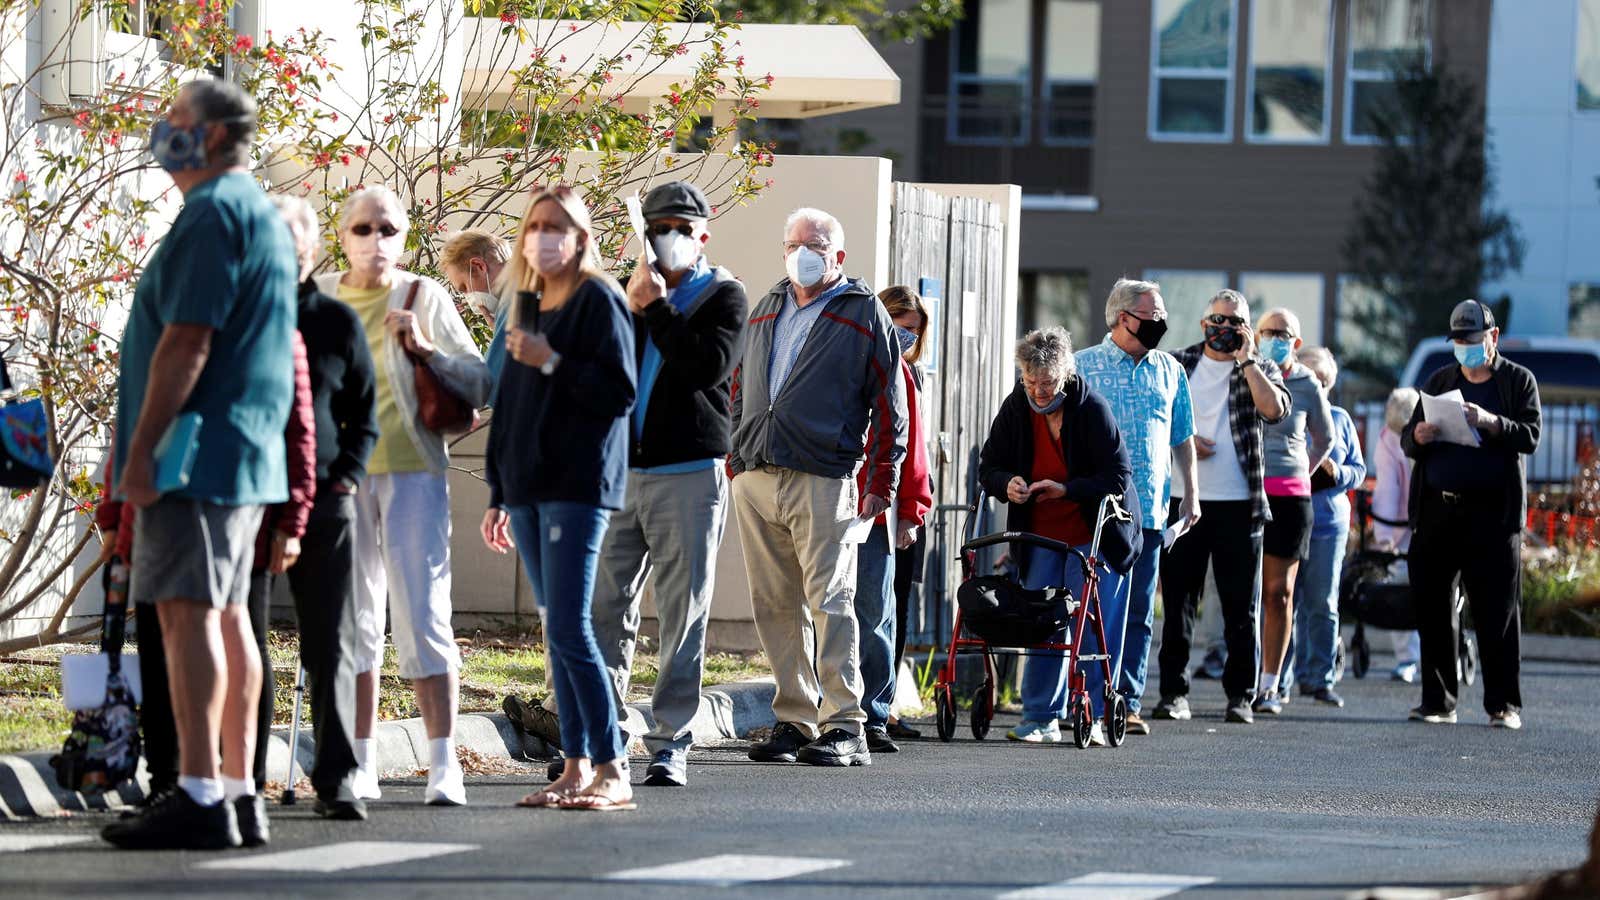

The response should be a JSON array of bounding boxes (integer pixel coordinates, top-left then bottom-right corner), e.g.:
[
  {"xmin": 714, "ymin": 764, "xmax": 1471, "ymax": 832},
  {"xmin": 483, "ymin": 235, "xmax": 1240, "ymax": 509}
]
[
  {"xmin": 1448, "ymin": 299, "xmax": 1496, "ymax": 341},
  {"xmin": 641, "ymin": 181, "xmax": 709, "ymax": 221}
]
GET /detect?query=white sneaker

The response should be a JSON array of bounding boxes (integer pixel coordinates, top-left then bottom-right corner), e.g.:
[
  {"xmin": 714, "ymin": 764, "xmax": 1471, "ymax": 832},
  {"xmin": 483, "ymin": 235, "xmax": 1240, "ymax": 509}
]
[
  {"xmin": 1088, "ymin": 721, "xmax": 1107, "ymax": 747},
  {"xmin": 1006, "ymin": 719, "xmax": 1061, "ymax": 743},
  {"xmin": 352, "ymin": 766, "xmax": 382, "ymax": 800},
  {"xmin": 1490, "ymin": 710, "xmax": 1523, "ymax": 730},
  {"xmin": 424, "ymin": 763, "xmax": 466, "ymax": 806}
]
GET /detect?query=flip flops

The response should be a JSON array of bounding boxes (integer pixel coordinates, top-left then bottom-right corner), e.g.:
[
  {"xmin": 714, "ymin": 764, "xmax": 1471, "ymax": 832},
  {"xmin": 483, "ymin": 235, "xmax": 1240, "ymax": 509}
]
[
  {"xmin": 557, "ymin": 791, "xmax": 637, "ymax": 812},
  {"xmin": 516, "ymin": 788, "xmax": 573, "ymax": 808}
]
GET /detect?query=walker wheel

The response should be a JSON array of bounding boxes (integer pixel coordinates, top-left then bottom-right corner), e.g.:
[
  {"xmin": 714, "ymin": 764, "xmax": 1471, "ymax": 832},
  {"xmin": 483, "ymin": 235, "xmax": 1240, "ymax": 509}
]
[
  {"xmin": 1070, "ymin": 698, "xmax": 1093, "ymax": 749},
  {"xmin": 1351, "ymin": 630, "xmax": 1371, "ymax": 679},
  {"xmin": 1105, "ymin": 694, "xmax": 1128, "ymax": 748},
  {"xmin": 1459, "ymin": 630, "xmax": 1479, "ymax": 687},
  {"xmin": 935, "ymin": 686, "xmax": 957, "ymax": 742},
  {"xmin": 970, "ymin": 681, "xmax": 994, "ymax": 741}
]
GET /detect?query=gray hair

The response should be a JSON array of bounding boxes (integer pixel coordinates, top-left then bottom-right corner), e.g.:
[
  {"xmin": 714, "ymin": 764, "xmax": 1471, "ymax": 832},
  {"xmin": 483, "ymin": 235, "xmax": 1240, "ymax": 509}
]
[
  {"xmin": 785, "ymin": 207, "xmax": 845, "ymax": 251},
  {"xmin": 1209, "ymin": 288, "xmax": 1251, "ymax": 320},
  {"xmin": 1259, "ymin": 306, "xmax": 1304, "ymax": 338},
  {"xmin": 1104, "ymin": 277, "xmax": 1161, "ymax": 328},
  {"xmin": 1385, "ymin": 387, "xmax": 1421, "ymax": 434},
  {"xmin": 339, "ymin": 185, "xmax": 410, "ymax": 235},
  {"xmin": 1015, "ymin": 327, "xmax": 1076, "ymax": 383},
  {"xmin": 269, "ymin": 194, "xmax": 317, "ymax": 249},
  {"xmin": 1299, "ymin": 346, "xmax": 1337, "ymax": 389},
  {"xmin": 181, "ymin": 78, "xmax": 256, "ymax": 168}
]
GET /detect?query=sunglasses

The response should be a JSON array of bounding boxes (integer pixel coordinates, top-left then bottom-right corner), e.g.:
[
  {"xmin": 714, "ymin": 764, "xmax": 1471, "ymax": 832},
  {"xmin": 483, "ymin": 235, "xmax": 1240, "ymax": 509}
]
[
  {"xmin": 1206, "ymin": 313, "xmax": 1246, "ymax": 328},
  {"xmin": 349, "ymin": 222, "xmax": 400, "ymax": 238},
  {"xmin": 647, "ymin": 223, "xmax": 696, "ymax": 238}
]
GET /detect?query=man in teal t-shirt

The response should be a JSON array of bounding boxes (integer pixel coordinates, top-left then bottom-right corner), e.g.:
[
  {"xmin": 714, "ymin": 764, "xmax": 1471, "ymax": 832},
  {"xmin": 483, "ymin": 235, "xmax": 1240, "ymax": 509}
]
[{"xmin": 102, "ymin": 78, "xmax": 297, "ymax": 853}]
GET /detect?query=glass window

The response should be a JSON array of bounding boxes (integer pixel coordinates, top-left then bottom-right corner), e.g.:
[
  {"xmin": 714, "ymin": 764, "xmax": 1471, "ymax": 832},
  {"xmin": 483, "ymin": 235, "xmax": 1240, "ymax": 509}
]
[
  {"xmin": 1043, "ymin": 0, "xmax": 1099, "ymax": 144},
  {"xmin": 951, "ymin": 0, "xmax": 1033, "ymax": 144},
  {"xmin": 1145, "ymin": 270, "xmax": 1229, "ymax": 346},
  {"xmin": 1580, "ymin": 0, "xmax": 1600, "ymax": 112},
  {"xmin": 1249, "ymin": 0, "xmax": 1331, "ymax": 142},
  {"xmin": 1570, "ymin": 283, "xmax": 1600, "ymax": 338},
  {"xmin": 1346, "ymin": 0, "xmax": 1430, "ymax": 141},
  {"xmin": 1239, "ymin": 272, "xmax": 1325, "ymax": 344},
  {"xmin": 1151, "ymin": 0, "xmax": 1236, "ymax": 139},
  {"xmin": 1020, "ymin": 271, "xmax": 1093, "ymax": 340}
]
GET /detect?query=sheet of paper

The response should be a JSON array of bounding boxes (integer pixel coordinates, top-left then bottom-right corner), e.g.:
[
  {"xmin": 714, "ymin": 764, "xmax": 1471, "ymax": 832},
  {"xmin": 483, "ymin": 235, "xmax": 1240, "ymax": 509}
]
[
  {"xmin": 624, "ymin": 194, "xmax": 655, "ymax": 265},
  {"xmin": 1421, "ymin": 389, "xmax": 1482, "ymax": 447},
  {"xmin": 842, "ymin": 515, "xmax": 874, "ymax": 545},
  {"xmin": 1163, "ymin": 518, "xmax": 1192, "ymax": 550}
]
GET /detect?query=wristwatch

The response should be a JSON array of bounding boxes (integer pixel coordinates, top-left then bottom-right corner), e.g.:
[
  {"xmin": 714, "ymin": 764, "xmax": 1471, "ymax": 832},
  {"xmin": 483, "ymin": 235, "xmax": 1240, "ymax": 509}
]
[{"xmin": 540, "ymin": 351, "xmax": 562, "ymax": 376}]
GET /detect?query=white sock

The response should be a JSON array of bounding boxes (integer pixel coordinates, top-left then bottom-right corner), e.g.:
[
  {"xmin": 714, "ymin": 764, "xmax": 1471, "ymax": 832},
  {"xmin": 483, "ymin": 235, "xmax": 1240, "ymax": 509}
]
[
  {"xmin": 429, "ymin": 737, "xmax": 455, "ymax": 772},
  {"xmin": 1258, "ymin": 672, "xmax": 1278, "ymax": 695},
  {"xmin": 178, "ymin": 775, "xmax": 225, "ymax": 807},
  {"xmin": 355, "ymin": 738, "xmax": 374, "ymax": 772},
  {"xmin": 222, "ymin": 776, "xmax": 254, "ymax": 801}
]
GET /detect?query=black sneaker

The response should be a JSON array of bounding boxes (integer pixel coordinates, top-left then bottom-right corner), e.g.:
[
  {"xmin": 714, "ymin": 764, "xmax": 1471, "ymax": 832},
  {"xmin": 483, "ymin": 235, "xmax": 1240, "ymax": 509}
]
[
  {"xmin": 120, "ymin": 783, "xmax": 177, "ymax": 820},
  {"xmin": 235, "ymin": 795, "xmax": 270, "ymax": 848},
  {"xmin": 503, "ymin": 695, "xmax": 562, "ymax": 751},
  {"xmin": 101, "ymin": 788, "xmax": 241, "ymax": 850},
  {"xmin": 1408, "ymin": 705, "xmax": 1457, "ymax": 724},
  {"xmin": 1310, "ymin": 687, "xmax": 1345, "ymax": 708},
  {"xmin": 1225, "ymin": 698, "xmax": 1255, "ymax": 724},
  {"xmin": 885, "ymin": 720, "xmax": 921, "ymax": 740},
  {"xmin": 748, "ymin": 722, "xmax": 810, "ymax": 763},
  {"xmin": 314, "ymin": 797, "xmax": 369, "ymax": 821},
  {"xmin": 643, "ymin": 749, "xmax": 687, "ymax": 787},
  {"xmin": 797, "ymin": 729, "xmax": 871, "ymax": 767},
  {"xmin": 864, "ymin": 726, "xmax": 899, "ymax": 754},
  {"xmin": 1151, "ymin": 695, "xmax": 1191, "ymax": 720}
]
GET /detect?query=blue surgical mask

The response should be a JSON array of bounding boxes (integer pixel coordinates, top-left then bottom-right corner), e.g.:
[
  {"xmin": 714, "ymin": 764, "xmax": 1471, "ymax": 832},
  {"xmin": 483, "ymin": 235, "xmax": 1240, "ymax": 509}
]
[
  {"xmin": 1454, "ymin": 340, "xmax": 1489, "ymax": 369},
  {"xmin": 149, "ymin": 119, "xmax": 210, "ymax": 172},
  {"xmin": 1028, "ymin": 392, "xmax": 1067, "ymax": 415},
  {"xmin": 1259, "ymin": 336, "xmax": 1294, "ymax": 366},
  {"xmin": 894, "ymin": 326, "xmax": 918, "ymax": 356}
]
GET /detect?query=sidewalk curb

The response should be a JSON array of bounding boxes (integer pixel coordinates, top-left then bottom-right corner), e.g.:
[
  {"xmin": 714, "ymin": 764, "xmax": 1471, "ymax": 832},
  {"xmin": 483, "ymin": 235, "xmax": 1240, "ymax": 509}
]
[{"xmin": 0, "ymin": 678, "xmax": 778, "ymax": 821}]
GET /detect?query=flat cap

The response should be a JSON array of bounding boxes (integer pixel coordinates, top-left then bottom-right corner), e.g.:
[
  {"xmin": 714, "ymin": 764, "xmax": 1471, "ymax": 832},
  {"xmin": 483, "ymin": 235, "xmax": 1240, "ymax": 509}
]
[{"xmin": 641, "ymin": 181, "xmax": 710, "ymax": 221}]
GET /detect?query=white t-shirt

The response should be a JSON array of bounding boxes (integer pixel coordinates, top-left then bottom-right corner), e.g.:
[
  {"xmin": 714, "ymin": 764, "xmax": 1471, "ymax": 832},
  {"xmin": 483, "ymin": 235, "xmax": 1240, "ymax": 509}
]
[{"xmin": 1172, "ymin": 355, "xmax": 1250, "ymax": 502}]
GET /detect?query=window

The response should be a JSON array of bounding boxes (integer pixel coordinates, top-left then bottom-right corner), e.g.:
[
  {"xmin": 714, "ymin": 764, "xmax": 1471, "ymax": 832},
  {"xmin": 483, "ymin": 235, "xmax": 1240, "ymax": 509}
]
[
  {"xmin": 1043, "ymin": 0, "xmax": 1099, "ymax": 144},
  {"xmin": 1581, "ymin": 0, "xmax": 1600, "ymax": 112},
  {"xmin": 1239, "ymin": 272, "xmax": 1324, "ymax": 343},
  {"xmin": 1570, "ymin": 283, "xmax": 1600, "ymax": 338},
  {"xmin": 1144, "ymin": 270, "xmax": 1228, "ymax": 346},
  {"xmin": 1149, "ymin": 0, "xmax": 1237, "ymax": 140},
  {"xmin": 1020, "ymin": 271, "xmax": 1092, "ymax": 339},
  {"xmin": 951, "ymin": 0, "xmax": 1034, "ymax": 143},
  {"xmin": 1346, "ymin": 0, "xmax": 1430, "ymax": 141},
  {"xmin": 1248, "ymin": 0, "xmax": 1332, "ymax": 142}
]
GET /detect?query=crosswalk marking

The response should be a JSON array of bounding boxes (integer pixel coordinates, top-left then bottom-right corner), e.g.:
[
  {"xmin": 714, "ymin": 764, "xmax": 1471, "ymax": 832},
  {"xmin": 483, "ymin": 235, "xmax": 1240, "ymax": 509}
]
[
  {"xmin": 604, "ymin": 853, "xmax": 851, "ymax": 886},
  {"xmin": 0, "ymin": 835, "xmax": 92, "ymax": 853},
  {"xmin": 1000, "ymin": 872, "xmax": 1217, "ymax": 900},
  {"xmin": 196, "ymin": 840, "xmax": 476, "ymax": 873}
]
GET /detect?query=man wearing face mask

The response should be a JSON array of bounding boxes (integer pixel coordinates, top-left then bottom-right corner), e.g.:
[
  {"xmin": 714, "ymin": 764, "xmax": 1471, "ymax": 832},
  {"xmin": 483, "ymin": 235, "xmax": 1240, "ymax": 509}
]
[
  {"xmin": 440, "ymin": 229, "xmax": 512, "ymax": 387},
  {"xmin": 576, "ymin": 181, "xmax": 748, "ymax": 788},
  {"xmin": 1074, "ymin": 278, "xmax": 1200, "ymax": 736},
  {"xmin": 731, "ymin": 207, "xmax": 908, "ymax": 768},
  {"xmin": 1403, "ymin": 300, "xmax": 1540, "ymax": 730},
  {"xmin": 1155, "ymin": 289, "xmax": 1291, "ymax": 726}
]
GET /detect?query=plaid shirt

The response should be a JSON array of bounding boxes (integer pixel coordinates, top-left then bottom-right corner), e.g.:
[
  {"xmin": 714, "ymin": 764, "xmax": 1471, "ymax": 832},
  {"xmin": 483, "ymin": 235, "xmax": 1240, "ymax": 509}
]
[{"xmin": 1173, "ymin": 341, "xmax": 1291, "ymax": 525}]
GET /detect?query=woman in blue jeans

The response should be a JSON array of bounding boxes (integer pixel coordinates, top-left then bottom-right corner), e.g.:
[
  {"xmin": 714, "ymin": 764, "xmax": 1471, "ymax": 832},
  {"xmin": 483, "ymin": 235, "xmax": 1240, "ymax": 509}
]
[{"xmin": 481, "ymin": 185, "xmax": 638, "ymax": 811}]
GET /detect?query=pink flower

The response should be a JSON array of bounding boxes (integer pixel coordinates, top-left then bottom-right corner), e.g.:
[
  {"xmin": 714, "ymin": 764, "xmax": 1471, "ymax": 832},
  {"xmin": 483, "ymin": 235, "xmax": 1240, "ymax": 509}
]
[
  {"xmin": 499, "ymin": 10, "xmax": 517, "ymax": 22},
  {"xmin": 233, "ymin": 35, "xmax": 254, "ymax": 53}
]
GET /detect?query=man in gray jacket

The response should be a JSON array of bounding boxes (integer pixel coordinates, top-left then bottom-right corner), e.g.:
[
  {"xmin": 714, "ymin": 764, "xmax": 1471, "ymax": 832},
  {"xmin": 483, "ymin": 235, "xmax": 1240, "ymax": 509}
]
[{"xmin": 730, "ymin": 207, "xmax": 907, "ymax": 768}]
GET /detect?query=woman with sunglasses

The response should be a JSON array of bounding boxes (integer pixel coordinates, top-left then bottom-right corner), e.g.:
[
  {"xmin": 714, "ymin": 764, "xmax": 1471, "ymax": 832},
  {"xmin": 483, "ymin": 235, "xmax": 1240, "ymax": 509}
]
[
  {"xmin": 480, "ymin": 185, "xmax": 638, "ymax": 812},
  {"xmin": 1251, "ymin": 307, "xmax": 1333, "ymax": 716},
  {"xmin": 319, "ymin": 185, "xmax": 491, "ymax": 807}
]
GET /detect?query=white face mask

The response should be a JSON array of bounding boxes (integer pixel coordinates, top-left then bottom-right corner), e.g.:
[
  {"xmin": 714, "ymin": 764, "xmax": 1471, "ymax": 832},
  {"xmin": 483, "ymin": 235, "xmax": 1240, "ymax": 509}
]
[
  {"xmin": 469, "ymin": 291, "xmax": 502, "ymax": 319},
  {"xmin": 785, "ymin": 246, "xmax": 828, "ymax": 288},
  {"xmin": 344, "ymin": 230, "xmax": 404, "ymax": 273},
  {"xmin": 527, "ymin": 232, "xmax": 577, "ymax": 275},
  {"xmin": 650, "ymin": 230, "xmax": 702, "ymax": 274}
]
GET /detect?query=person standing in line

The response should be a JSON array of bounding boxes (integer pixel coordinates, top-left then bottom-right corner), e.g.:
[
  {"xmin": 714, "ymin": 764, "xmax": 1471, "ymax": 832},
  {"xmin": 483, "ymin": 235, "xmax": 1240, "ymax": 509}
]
[
  {"xmin": 1075, "ymin": 278, "xmax": 1200, "ymax": 736},
  {"xmin": 1252, "ymin": 308, "xmax": 1333, "ymax": 716},
  {"xmin": 731, "ymin": 207, "xmax": 907, "ymax": 768},
  {"xmin": 583, "ymin": 181, "xmax": 747, "ymax": 788},
  {"xmin": 1404, "ymin": 300, "xmax": 1540, "ymax": 729},
  {"xmin": 853, "ymin": 287, "xmax": 933, "ymax": 755},
  {"xmin": 1278, "ymin": 347, "xmax": 1364, "ymax": 707},
  {"xmin": 441, "ymin": 229, "xmax": 513, "ymax": 388},
  {"xmin": 101, "ymin": 79, "xmax": 296, "ymax": 850},
  {"xmin": 1372, "ymin": 387, "xmax": 1423, "ymax": 681},
  {"xmin": 481, "ymin": 185, "xmax": 638, "ymax": 811},
  {"xmin": 318, "ymin": 186, "xmax": 491, "ymax": 807},
  {"xmin": 1155, "ymin": 290, "xmax": 1291, "ymax": 725}
]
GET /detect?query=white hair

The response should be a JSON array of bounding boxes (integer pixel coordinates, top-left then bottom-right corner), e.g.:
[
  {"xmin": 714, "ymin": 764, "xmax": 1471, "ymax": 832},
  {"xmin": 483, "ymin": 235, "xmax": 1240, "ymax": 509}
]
[
  {"xmin": 1298, "ymin": 346, "xmax": 1337, "ymax": 388},
  {"xmin": 1015, "ymin": 327, "xmax": 1077, "ymax": 383},
  {"xmin": 339, "ymin": 185, "xmax": 409, "ymax": 234},
  {"xmin": 1105, "ymin": 277, "xmax": 1161, "ymax": 328},
  {"xmin": 1385, "ymin": 387, "xmax": 1421, "ymax": 434},
  {"xmin": 1259, "ymin": 306, "xmax": 1304, "ymax": 338},
  {"xmin": 1209, "ymin": 288, "xmax": 1251, "ymax": 321},
  {"xmin": 785, "ymin": 207, "xmax": 844, "ymax": 251},
  {"xmin": 269, "ymin": 194, "xmax": 317, "ymax": 247}
]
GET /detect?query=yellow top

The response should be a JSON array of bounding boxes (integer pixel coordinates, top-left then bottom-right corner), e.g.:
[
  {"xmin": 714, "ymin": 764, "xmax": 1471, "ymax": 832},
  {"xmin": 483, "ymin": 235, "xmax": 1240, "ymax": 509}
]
[{"xmin": 338, "ymin": 281, "xmax": 428, "ymax": 476}]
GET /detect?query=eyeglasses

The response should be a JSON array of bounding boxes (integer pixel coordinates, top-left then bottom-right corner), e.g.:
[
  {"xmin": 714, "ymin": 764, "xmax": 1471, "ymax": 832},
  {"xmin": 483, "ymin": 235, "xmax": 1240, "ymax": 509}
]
[
  {"xmin": 349, "ymin": 222, "xmax": 400, "ymax": 238},
  {"xmin": 1206, "ymin": 313, "xmax": 1246, "ymax": 328},
  {"xmin": 1125, "ymin": 309, "xmax": 1167, "ymax": 323},
  {"xmin": 782, "ymin": 240, "xmax": 830, "ymax": 255},
  {"xmin": 648, "ymin": 223, "xmax": 696, "ymax": 238},
  {"xmin": 1258, "ymin": 327, "xmax": 1295, "ymax": 340}
]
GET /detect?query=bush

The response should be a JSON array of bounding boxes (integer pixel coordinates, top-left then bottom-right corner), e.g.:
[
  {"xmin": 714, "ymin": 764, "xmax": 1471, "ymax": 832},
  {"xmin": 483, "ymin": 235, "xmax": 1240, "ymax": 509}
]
[{"xmin": 1522, "ymin": 543, "xmax": 1600, "ymax": 638}]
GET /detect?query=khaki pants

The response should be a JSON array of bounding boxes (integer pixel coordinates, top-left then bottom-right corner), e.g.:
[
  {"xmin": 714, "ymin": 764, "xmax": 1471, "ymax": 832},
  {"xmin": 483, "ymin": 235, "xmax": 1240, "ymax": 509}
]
[{"xmin": 732, "ymin": 467, "xmax": 865, "ymax": 736}]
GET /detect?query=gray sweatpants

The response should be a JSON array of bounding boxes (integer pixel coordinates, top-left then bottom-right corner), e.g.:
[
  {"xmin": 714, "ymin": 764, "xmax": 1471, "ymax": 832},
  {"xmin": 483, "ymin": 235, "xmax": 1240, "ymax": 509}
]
[{"xmin": 592, "ymin": 466, "xmax": 729, "ymax": 754}]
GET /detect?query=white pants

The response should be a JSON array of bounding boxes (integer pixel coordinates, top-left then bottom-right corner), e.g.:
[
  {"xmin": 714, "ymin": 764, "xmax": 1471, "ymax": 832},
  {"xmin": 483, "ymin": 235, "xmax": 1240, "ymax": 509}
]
[{"xmin": 353, "ymin": 471, "xmax": 460, "ymax": 679}]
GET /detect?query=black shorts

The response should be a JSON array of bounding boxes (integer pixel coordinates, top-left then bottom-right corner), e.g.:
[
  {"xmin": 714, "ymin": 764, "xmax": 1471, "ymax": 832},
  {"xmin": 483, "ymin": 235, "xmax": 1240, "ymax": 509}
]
[{"xmin": 1263, "ymin": 494, "xmax": 1313, "ymax": 560}]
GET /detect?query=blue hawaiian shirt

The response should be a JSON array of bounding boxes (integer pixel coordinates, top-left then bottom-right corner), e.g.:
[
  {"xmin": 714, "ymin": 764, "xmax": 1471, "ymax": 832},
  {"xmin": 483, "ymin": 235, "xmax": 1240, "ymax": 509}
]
[{"xmin": 1076, "ymin": 334, "xmax": 1195, "ymax": 531}]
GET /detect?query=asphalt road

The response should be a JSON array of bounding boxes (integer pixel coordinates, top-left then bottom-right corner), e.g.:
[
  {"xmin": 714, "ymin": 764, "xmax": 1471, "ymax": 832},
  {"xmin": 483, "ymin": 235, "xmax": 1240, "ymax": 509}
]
[{"xmin": 1, "ymin": 644, "xmax": 1595, "ymax": 900}]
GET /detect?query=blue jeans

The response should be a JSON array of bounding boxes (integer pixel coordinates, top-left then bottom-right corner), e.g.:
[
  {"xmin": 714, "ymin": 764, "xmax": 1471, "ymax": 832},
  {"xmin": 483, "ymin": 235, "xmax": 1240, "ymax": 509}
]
[
  {"xmin": 507, "ymin": 502, "xmax": 625, "ymax": 765},
  {"xmin": 1117, "ymin": 530, "xmax": 1163, "ymax": 714},
  {"xmin": 1283, "ymin": 525, "xmax": 1348, "ymax": 692},
  {"xmin": 854, "ymin": 524, "xmax": 897, "ymax": 729},
  {"xmin": 1020, "ymin": 545, "xmax": 1130, "ymax": 721}
]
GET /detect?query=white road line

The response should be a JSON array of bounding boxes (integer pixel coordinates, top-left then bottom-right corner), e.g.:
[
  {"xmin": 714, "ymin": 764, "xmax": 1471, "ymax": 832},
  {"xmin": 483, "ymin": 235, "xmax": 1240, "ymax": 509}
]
[
  {"xmin": 604, "ymin": 853, "xmax": 852, "ymax": 887},
  {"xmin": 196, "ymin": 840, "xmax": 476, "ymax": 873},
  {"xmin": 0, "ymin": 835, "xmax": 92, "ymax": 853},
  {"xmin": 1000, "ymin": 872, "xmax": 1217, "ymax": 900}
]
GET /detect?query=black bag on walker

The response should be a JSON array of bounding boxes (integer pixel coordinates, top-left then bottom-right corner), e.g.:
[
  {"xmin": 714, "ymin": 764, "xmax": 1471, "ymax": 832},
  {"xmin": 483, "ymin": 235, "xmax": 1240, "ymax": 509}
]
[{"xmin": 957, "ymin": 575, "xmax": 1076, "ymax": 647}]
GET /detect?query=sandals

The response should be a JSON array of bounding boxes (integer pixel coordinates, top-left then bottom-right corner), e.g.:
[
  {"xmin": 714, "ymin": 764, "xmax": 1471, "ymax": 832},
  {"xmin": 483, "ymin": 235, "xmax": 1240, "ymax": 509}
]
[
  {"xmin": 558, "ymin": 789, "xmax": 636, "ymax": 812},
  {"xmin": 516, "ymin": 788, "xmax": 572, "ymax": 808}
]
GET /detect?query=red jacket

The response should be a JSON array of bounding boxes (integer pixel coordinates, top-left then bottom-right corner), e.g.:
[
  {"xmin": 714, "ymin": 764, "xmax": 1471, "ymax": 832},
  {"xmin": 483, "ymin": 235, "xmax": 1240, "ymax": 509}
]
[
  {"xmin": 856, "ymin": 359, "xmax": 932, "ymax": 528},
  {"xmin": 97, "ymin": 332, "xmax": 318, "ymax": 569}
]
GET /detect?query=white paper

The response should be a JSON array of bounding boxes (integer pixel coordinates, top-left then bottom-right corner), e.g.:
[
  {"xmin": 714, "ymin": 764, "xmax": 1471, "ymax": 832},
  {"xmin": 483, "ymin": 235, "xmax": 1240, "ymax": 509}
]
[
  {"xmin": 842, "ymin": 515, "xmax": 874, "ymax": 544},
  {"xmin": 1162, "ymin": 519, "xmax": 1192, "ymax": 550},
  {"xmin": 624, "ymin": 194, "xmax": 655, "ymax": 265},
  {"xmin": 1421, "ymin": 389, "xmax": 1482, "ymax": 447},
  {"xmin": 62, "ymin": 653, "xmax": 142, "ymax": 709}
]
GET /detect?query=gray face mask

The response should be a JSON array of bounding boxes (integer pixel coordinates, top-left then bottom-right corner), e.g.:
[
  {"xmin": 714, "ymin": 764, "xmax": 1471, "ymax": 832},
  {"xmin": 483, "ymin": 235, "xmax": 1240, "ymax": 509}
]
[{"xmin": 1027, "ymin": 392, "xmax": 1067, "ymax": 415}]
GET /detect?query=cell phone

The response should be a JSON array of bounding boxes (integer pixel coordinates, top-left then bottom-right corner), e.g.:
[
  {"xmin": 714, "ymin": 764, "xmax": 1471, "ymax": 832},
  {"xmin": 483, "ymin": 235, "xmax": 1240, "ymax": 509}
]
[{"xmin": 518, "ymin": 290, "xmax": 541, "ymax": 333}]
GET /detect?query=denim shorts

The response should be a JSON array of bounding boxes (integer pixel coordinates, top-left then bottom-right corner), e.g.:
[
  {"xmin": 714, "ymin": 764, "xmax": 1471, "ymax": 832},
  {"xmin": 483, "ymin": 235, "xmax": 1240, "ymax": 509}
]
[{"xmin": 130, "ymin": 496, "xmax": 263, "ymax": 609}]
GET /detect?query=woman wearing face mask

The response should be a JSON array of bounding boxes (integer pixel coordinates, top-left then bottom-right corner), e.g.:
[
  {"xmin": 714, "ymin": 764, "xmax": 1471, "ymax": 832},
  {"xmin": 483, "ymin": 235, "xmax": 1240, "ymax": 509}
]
[
  {"xmin": 1251, "ymin": 308, "xmax": 1333, "ymax": 716},
  {"xmin": 978, "ymin": 327, "xmax": 1141, "ymax": 745},
  {"xmin": 479, "ymin": 185, "xmax": 638, "ymax": 811},
  {"xmin": 316, "ymin": 186, "xmax": 491, "ymax": 807}
]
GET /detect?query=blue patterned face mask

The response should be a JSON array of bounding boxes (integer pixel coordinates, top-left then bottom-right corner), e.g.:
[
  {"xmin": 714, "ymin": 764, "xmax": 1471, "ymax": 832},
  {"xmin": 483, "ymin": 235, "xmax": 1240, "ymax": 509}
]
[
  {"xmin": 149, "ymin": 119, "xmax": 210, "ymax": 172},
  {"xmin": 894, "ymin": 326, "xmax": 918, "ymax": 356}
]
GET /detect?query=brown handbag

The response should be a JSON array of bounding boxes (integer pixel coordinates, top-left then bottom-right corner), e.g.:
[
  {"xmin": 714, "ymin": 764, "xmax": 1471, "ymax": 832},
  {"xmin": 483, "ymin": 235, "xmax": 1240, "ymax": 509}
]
[{"xmin": 402, "ymin": 280, "xmax": 480, "ymax": 435}]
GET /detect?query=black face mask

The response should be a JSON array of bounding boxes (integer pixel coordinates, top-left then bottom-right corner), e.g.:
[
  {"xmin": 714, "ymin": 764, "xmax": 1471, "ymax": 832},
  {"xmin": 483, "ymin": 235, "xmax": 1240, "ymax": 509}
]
[
  {"xmin": 1203, "ymin": 323, "xmax": 1242, "ymax": 354},
  {"xmin": 1125, "ymin": 313, "xmax": 1169, "ymax": 351}
]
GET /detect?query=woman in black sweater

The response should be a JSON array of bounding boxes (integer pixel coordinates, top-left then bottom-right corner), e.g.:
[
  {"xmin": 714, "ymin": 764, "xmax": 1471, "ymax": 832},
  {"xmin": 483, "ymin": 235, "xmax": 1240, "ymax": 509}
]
[{"xmin": 482, "ymin": 185, "xmax": 638, "ymax": 811}]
